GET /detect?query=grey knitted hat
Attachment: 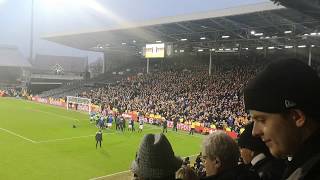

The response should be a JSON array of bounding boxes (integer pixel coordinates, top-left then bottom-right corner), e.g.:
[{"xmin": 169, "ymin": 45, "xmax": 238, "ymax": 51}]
[{"xmin": 131, "ymin": 133, "xmax": 182, "ymax": 179}]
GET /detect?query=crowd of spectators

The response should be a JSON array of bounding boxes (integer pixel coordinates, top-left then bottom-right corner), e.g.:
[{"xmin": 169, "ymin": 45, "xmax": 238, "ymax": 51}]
[
  {"xmin": 79, "ymin": 58, "xmax": 267, "ymax": 133},
  {"xmin": 132, "ymin": 130, "xmax": 284, "ymax": 180},
  {"xmin": 0, "ymin": 87, "xmax": 27, "ymax": 97}
]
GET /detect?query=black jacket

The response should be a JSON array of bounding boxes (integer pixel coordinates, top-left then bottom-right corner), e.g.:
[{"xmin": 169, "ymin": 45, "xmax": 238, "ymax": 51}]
[
  {"xmin": 250, "ymin": 155, "xmax": 285, "ymax": 180},
  {"xmin": 200, "ymin": 164, "xmax": 260, "ymax": 180},
  {"xmin": 282, "ymin": 130, "xmax": 320, "ymax": 180},
  {"xmin": 95, "ymin": 131, "xmax": 102, "ymax": 141}
]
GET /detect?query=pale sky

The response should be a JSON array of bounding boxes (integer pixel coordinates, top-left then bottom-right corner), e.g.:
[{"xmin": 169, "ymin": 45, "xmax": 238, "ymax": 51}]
[{"xmin": 0, "ymin": 0, "xmax": 268, "ymax": 62}]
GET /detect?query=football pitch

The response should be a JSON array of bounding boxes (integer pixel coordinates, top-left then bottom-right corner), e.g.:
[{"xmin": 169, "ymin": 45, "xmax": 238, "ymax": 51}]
[{"xmin": 0, "ymin": 98, "xmax": 203, "ymax": 180}]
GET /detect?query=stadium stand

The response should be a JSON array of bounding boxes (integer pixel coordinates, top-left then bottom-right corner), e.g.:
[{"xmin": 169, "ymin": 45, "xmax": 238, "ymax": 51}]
[
  {"xmin": 75, "ymin": 57, "xmax": 268, "ymax": 133},
  {"xmin": 29, "ymin": 54, "xmax": 88, "ymax": 94},
  {"xmin": 0, "ymin": 46, "xmax": 31, "ymax": 87}
]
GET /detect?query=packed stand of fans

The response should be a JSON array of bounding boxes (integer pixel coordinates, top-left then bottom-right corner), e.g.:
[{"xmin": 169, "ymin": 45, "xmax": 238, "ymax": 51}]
[
  {"xmin": 129, "ymin": 58, "xmax": 320, "ymax": 180},
  {"xmin": 79, "ymin": 58, "xmax": 267, "ymax": 133},
  {"xmin": 131, "ymin": 130, "xmax": 286, "ymax": 180},
  {"xmin": 0, "ymin": 87, "xmax": 28, "ymax": 98}
]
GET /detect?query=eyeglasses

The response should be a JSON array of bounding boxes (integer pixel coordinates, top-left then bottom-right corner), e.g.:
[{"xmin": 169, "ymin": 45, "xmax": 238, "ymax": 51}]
[
  {"xmin": 201, "ymin": 155, "xmax": 208, "ymax": 161},
  {"xmin": 202, "ymin": 155, "xmax": 220, "ymax": 164}
]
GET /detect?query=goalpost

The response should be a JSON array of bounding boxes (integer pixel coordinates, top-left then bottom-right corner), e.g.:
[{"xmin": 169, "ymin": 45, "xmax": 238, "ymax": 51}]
[{"xmin": 66, "ymin": 96, "xmax": 91, "ymax": 114}]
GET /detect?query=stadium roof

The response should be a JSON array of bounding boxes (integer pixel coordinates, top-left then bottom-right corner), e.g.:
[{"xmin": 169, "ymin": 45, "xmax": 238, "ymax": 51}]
[
  {"xmin": 33, "ymin": 54, "xmax": 88, "ymax": 73},
  {"xmin": 0, "ymin": 46, "xmax": 31, "ymax": 67},
  {"xmin": 44, "ymin": 2, "xmax": 320, "ymax": 54}
]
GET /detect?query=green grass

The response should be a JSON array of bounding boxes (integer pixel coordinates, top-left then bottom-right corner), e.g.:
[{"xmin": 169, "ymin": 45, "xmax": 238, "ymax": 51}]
[{"xmin": 0, "ymin": 97, "xmax": 203, "ymax": 180}]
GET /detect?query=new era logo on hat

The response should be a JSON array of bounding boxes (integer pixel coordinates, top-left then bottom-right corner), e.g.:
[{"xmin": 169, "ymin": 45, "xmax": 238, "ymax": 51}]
[
  {"xmin": 244, "ymin": 58, "xmax": 320, "ymax": 117},
  {"xmin": 284, "ymin": 100, "xmax": 297, "ymax": 108}
]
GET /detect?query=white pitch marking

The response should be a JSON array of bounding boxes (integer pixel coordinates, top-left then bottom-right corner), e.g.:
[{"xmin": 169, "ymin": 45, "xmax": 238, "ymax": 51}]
[
  {"xmin": 89, "ymin": 154, "xmax": 199, "ymax": 180},
  {"xmin": 30, "ymin": 108, "xmax": 80, "ymax": 122},
  {"xmin": 89, "ymin": 170, "xmax": 131, "ymax": 180},
  {"xmin": 0, "ymin": 127, "xmax": 36, "ymax": 143},
  {"xmin": 36, "ymin": 132, "xmax": 117, "ymax": 143},
  {"xmin": 36, "ymin": 127, "xmax": 160, "ymax": 144},
  {"xmin": 37, "ymin": 135, "xmax": 96, "ymax": 143}
]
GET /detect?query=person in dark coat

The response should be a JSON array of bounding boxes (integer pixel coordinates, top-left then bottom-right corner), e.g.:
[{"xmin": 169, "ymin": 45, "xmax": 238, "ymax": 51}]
[
  {"xmin": 200, "ymin": 131, "xmax": 260, "ymax": 180},
  {"xmin": 195, "ymin": 152, "xmax": 202, "ymax": 169},
  {"xmin": 122, "ymin": 117, "xmax": 126, "ymax": 131},
  {"xmin": 173, "ymin": 116, "xmax": 178, "ymax": 132},
  {"xmin": 130, "ymin": 119, "xmax": 135, "ymax": 132},
  {"xmin": 119, "ymin": 117, "xmax": 125, "ymax": 132},
  {"xmin": 238, "ymin": 122, "xmax": 285, "ymax": 180},
  {"xmin": 162, "ymin": 118, "xmax": 168, "ymax": 133},
  {"xmin": 243, "ymin": 59, "xmax": 320, "ymax": 180},
  {"xmin": 95, "ymin": 130, "xmax": 103, "ymax": 148},
  {"xmin": 115, "ymin": 115, "xmax": 119, "ymax": 131}
]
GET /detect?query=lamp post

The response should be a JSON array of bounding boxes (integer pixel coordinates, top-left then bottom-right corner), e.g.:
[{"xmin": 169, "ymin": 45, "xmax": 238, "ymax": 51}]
[
  {"xmin": 29, "ymin": 0, "xmax": 34, "ymax": 64},
  {"xmin": 209, "ymin": 50, "xmax": 212, "ymax": 76}
]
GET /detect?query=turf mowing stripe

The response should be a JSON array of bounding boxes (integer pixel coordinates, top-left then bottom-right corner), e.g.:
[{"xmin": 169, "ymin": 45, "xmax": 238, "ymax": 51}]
[
  {"xmin": 28, "ymin": 108, "xmax": 80, "ymax": 122},
  {"xmin": 0, "ymin": 98, "xmax": 202, "ymax": 179},
  {"xmin": 36, "ymin": 127, "xmax": 160, "ymax": 143},
  {"xmin": 36, "ymin": 132, "xmax": 118, "ymax": 143},
  {"xmin": 36, "ymin": 134, "xmax": 96, "ymax": 143},
  {"xmin": 0, "ymin": 127, "xmax": 37, "ymax": 143},
  {"xmin": 170, "ymin": 130, "xmax": 203, "ymax": 138}
]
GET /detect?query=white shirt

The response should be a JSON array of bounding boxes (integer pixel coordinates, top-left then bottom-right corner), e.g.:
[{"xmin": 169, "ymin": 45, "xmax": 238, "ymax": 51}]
[{"xmin": 251, "ymin": 153, "xmax": 266, "ymax": 166}]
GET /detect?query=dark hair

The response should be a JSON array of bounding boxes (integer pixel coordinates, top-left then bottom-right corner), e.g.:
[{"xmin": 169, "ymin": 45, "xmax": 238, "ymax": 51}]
[{"xmin": 280, "ymin": 109, "xmax": 319, "ymax": 125}]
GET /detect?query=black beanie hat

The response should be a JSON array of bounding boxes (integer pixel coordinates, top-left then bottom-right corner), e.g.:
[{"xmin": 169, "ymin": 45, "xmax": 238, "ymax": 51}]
[
  {"xmin": 238, "ymin": 122, "xmax": 269, "ymax": 153},
  {"xmin": 244, "ymin": 59, "xmax": 320, "ymax": 118}
]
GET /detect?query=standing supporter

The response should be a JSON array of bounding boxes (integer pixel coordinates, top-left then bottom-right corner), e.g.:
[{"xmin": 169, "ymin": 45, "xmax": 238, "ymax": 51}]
[
  {"xmin": 98, "ymin": 116, "xmax": 104, "ymax": 129},
  {"xmin": 131, "ymin": 118, "xmax": 135, "ymax": 132},
  {"xmin": 201, "ymin": 131, "xmax": 260, "ymax": 180},
  {"xmin": 238, "ymin": 122, "xmax": 285, "ymax": 180},
  {"xmin": 173, "ymin": 116, "xmax": 178, "ymax": 132},
  {"xmin": 128, "ymin": 118, "xmax": 132, "ymax": 131},
  {"xmin": 162, "ymin": 118, "xmax": 168, "ymax": 133},
  {"xmin": 115, "ymin": 115, "xmax": 120, "ymax": 130},
  {"xmin": 189, "ymin": 120, "xmax": 195, "ymax": 135},
  {"xmin": 95, "ymin": 130, "xmax": 103, "ymax": 149},
  {"xmin": 138, "ymin": 117, "xmax": 144, "ymax": 132},
  {"xmin": 107, "ymin": 115, "xmax": 113, "ymax": 129},
  {"xmin": 119, "ymin": 116, "xmax": 125, "ymax": 132},
  {"xmin": 131, "ymin": 133, "xmax": 183, "ymax": 180},
  {"xmin": 244, "ymin": 59, "xmax": 320, "ymax": 179}
]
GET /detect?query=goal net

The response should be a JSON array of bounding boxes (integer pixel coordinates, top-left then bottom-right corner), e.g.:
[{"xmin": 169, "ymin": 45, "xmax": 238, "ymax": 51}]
[{"xmin": 66, "ymin": 96, "xmax": 91, "ymax": 114}]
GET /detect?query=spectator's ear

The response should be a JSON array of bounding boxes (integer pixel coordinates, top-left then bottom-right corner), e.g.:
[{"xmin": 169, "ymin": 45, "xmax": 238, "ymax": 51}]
[
  {"xmin": 132, "ymin": 173, "xmax": 140, "ymax": 180},
  {"xmin": 290, "ymin": 109, "xmax": 306, "ymax": 128},
  {"xmin": 214, "ymin": 157, "xmax": 222, "ymax": 169}
]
